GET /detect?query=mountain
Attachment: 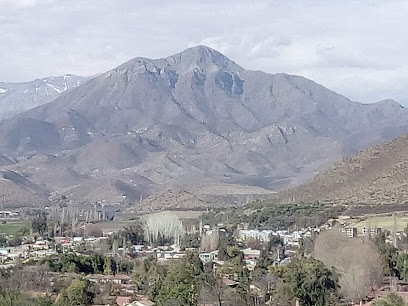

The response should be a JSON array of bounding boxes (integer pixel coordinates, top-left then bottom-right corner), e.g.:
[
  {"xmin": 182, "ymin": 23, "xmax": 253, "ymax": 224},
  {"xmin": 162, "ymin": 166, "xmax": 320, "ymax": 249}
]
[
  {"xmin": 272, "ymin": 134, "xmax": 408, "ymax": 205},
  {"xmin": 1, "ymin": 45, "xmax": 408, "ymax": 209},
  {"xmin": 0, "ymin": 75, "xmax": 89, "ymax": 119}
]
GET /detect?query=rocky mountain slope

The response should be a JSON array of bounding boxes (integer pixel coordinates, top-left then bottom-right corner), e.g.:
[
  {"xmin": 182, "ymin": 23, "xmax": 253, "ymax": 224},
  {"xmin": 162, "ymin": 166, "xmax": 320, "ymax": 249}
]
[
  {"xmin": 1, "ymin": 45, "xmax": 408, "ymax": 209},
  {"xmin": 273, "ymin": 134, "xmax": 408, "ymax": 205},
  {"xmin": 0, "ymin": 75, "xmax": 89, "ymax": 119}
]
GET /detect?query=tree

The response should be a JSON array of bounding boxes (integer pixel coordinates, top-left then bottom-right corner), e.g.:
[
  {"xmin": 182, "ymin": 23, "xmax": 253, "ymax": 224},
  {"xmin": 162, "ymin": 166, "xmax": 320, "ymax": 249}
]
[
  {"xmin": 199, "ymin": 268, "xmax": 224, "ymax": 306},
  {"xmin": 236, "ymin": 268, "xmax": 252, "ymax": 305},
  {"xmin": 200, "ymin": 230, "xmax": 219, "ymax": 252},
  {"xmin": 372, "ymin": 292, "xmax": 407, "ymax": 306},
  {"xmin": 144, "ymin": 212, "xmax": 185, "ymax": 246},
  {"xmin": 314, "ymin": 228, "xmax": 384, "ymax": 304},
  {"xmin": 103, "ymin": 257, "xmax": 116, "ymax": 275},
  {"xmin": 152, "ymin": 253, "xmax": 203, "ymax": 306},
  {"xmin": 32, "ymin": 211, "xmax": 48, "ymax": 236},
  {"xmin": 183, "ymin": 232, "xmax": 201, "ymax": 249},
  {"xmin": 255, "ymin": 249, "xmax": 274, "ymax": 275},
  {"xmin": 56, "ymin": 279, "xmax": 93, "ymax": 306},
  {"xmin": 123, "ymin": 224, "xmax": 145, "ymax": 245},
  {"xmin": 283, "ymin": 257, "xmax": 339, "ymax": 306},
  {"xmin": 0, "ymin": 267, "xmax": 53, "ymax": 306},
  {"xmin": 395, "ymin": 253, "xmax": 408, "ymax": 280},
  {"xmin": 217, "ymin": 231, "xmax": 235, "ymax": 261},
  {"xmin": 269, "ymin": 280, "xmax": 295, "ymax": 306},
  {"xmin": 374, "ymin": 232, "xmax": 398, "ymax": 275},
  {"xmin": 0, "ymin": 269, "xmax": 24, "ymax": 306}
]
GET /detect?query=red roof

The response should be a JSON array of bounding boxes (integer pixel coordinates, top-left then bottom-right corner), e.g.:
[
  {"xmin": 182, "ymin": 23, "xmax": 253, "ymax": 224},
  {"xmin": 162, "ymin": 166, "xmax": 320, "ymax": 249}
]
[{"xmin": 116, "ymin": 296, "xmax": 132, "ymax": 306}]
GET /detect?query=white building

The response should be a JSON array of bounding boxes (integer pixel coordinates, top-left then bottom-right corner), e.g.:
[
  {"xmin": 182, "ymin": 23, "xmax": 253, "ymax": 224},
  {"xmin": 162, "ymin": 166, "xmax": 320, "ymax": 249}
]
[
  {"xmin": 339, "ymin": 227, "xmax": 357, "ymax": 238},
  {"xmin": 239, "ymin": 230, "xmax": 274, "ymax": 242},
  {"xmin": 362, "ymin": 227, "xmax": 381, "ymax": 237}
]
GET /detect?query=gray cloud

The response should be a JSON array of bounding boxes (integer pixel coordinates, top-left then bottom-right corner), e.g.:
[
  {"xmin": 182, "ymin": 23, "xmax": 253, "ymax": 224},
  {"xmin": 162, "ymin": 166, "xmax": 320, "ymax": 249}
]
[{"xmin": 0, "ymin": 0, "xmax": 407, "ymax": 105}]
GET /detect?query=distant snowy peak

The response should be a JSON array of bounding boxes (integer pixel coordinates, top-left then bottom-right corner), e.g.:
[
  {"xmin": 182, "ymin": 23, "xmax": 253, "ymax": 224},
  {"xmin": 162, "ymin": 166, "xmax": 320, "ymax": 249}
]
[
  {"xmin": 0, "ymin": 74, "xmax": 90, "ymax": 119},
  {"xmin": 42, "ymin": 74, "xmax": 85, "ymax": 92}
]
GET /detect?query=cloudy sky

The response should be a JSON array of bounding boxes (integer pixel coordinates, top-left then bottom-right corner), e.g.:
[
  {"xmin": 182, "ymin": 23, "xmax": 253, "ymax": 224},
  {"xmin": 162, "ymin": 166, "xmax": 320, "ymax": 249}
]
[{"xmin": 1, "ymin": 0, "xmax": 407, "ymax": 104}]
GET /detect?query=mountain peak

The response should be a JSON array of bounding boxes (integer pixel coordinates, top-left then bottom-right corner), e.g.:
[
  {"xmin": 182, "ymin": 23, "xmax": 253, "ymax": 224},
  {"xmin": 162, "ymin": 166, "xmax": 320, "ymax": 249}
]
[
  {"xmin": 374, "ymin": 99, "xmax": 403, "ymax": 108},
  {"xmin": 177, "ymin": 45, "xmax": 223, "ymax": 57},
  {"xmin": 114, "ymin": 45, "xmax": 241, "ymax": 78},
  {"xmin": 164, "ymin": 45, "xmax": 240, "ymax": 71}
]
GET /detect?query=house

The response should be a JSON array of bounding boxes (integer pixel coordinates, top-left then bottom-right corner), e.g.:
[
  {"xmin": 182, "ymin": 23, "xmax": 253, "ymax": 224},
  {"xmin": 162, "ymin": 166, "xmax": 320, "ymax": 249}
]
[
  {"xmin": 132, "ymin": 245, "xmax": 145, "ymax": 252},
  {"xmin": 291, "ymin": 230, "xmax": 304, "ymax": 241},
  {"xmin": 73, "ymin": 237, "xmax": 84, "ymax": 243},
  {"xmin": 199, "ymin": 252, "xmax": 214, "ymax": 264},
  {"xmin": 199, "ymin": 250, "xmax": 218, "ymax": 264},
  {"xmin": 116, "ymin": 296, "xmax": 132, "ymax": 306},
  {"xmin": 125, "ymin": 295, "xmax": 154, "ymax": 306},
  {"xmin": 0, "ymin": 211, "xmax": 19, "ymax": 218},
  {"xmin": 339, "ymin": 227, "xmax": 357, "ymax": 238},
  {"xmin": 156, "ymin": 250, "xmax": 185, "ymax": 261},
  {"xmin": 242, "ymin": 248, "xmax": 261, "ymax": 265},
  {"xmin": 32, "ymin": 240, "xmax": 48, "ymax": 250},
  {"xmin": 239, "ymin": 230, "xmax": 274, "ymax": 242},
  {"xmin": 86, "ymin": 274, "xmax": 131, "ymax": 285},
  {"xmin": 362, "ymin": 227, "xmax": 381, "ymax": 237}
]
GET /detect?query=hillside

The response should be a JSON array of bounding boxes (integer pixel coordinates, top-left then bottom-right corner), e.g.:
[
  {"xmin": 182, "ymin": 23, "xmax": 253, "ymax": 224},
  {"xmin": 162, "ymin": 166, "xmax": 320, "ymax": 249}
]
[
  {"xmin": 273, "ymin": 134, "xmax": 408, "ymax": 205},
  {"xmin": 1, "ymin": 46, "xmax": 408, "ymax": 209},
  {"xmin": 128, "ymin": 184, "xmax": 276, "ymax": 213}
]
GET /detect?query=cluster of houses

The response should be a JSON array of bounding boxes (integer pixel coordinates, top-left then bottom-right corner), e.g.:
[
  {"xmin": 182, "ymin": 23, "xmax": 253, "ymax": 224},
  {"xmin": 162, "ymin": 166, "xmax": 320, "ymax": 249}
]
[
  {"xmin": 0, "ymin": 210, "xmax": 20, "ymax": 219},
  {"xmin": 238, "ymin": 228, "xmax": 318, "ymax": 246},
  {"xmin": 0, "ymin": 240, "xmax": 57, "ymax": 264},
  {"xmin": 0, "ymin": 235, "xmax": 114, "ymax": 265}
]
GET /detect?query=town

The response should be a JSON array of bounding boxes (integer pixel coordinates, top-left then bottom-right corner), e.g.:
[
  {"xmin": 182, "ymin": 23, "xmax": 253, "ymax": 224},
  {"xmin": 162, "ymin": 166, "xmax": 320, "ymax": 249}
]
[{"xmin": 2, "ymin": 205, "xmax": 408, "ymax": 306}]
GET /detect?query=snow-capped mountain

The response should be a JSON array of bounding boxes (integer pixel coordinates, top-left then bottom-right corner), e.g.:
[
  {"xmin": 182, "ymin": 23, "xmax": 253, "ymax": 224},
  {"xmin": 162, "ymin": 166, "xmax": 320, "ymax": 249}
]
[{"xmin": 0, "ymin": 74, "xmax": 90, "ymax": 119}]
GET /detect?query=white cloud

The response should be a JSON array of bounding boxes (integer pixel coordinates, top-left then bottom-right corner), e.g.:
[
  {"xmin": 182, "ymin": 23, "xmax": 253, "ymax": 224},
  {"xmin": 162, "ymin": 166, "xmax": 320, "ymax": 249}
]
[
  {"xmin": 1, "ymin": 0, "xmax": 408, "ymax": 105},
  {"xmin": 0, "ymin": 0, "xmax": 53, "ymax": 9}
]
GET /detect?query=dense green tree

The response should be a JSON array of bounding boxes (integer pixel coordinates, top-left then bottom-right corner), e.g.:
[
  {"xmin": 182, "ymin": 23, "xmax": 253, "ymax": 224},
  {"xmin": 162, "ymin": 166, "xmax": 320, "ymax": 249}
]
[
  {"xmin": 132, "ymin": 256, "xmax": 167, "ymax": 294},
  {"xmin": 255, "ymin": 249, "xmax": 274, "ymax": 275},
  {"xmin": 33, "ymin": 297, "xmax": 54, "ymax": 306},
  {"xmin": 122, "ymin": 224, "xmax": 145, "ymax": 245},
  {"xmin": 236, "ymin": 268, "xmax": 252, "ymax": 305},
  {"xmin": 152, "ymin": 252, "xmax": 203, "ymax": 306},
  {"xmin": 90, "ymin": 253, "xmax": 104, "ymax": 274},
  {"xmin": 282, "ymin": 257, "xmax": 339, "ymax": 306},
  {"xmin": 374, "ymin": 232, "xmax": 398, "ymax": 275},
  {"xmin": 217, "ymin": 231, "xmax": 235, "ymax": 261},
  {"xmin": 44, "ymin": 253, "xmax": 118, "ymax": 275},
  {"xmin": 56, "ymin": 279, "xmax": 93, "ymax": 306},
  {"xmin": 395, "ymin": 253, "xmax": 408, "ymax": 281},
  {"xmin": 182, "ymin": 232, "xmax": 201, "ymax": 249},
  {"xmin": 32, "ymin": 212, "xmax": 48, "ymax": 236},
  {"xmin": 372, "ymin": 292, "xmax": 407, "ymax": 306},
  {"xmin": 103, "ymin": 256, "xmax": 116, "ymax": 275}
]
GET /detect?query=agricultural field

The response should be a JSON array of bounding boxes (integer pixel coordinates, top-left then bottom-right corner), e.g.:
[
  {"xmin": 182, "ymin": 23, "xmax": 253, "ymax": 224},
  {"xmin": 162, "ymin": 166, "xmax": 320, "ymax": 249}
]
[
  {"xmin": 0, "ymin": 221, "xmax": 30, "ymax": 236},
  {"xmin": 351, "ymin": 215, "xmax": 408, "ymax": 233}
]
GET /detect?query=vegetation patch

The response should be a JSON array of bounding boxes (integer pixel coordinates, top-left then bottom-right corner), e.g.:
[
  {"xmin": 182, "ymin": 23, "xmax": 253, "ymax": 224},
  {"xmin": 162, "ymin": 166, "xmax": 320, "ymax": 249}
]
[
  {"xmin": 351, "ymin": 215, "xmax": 408, "ymax": 232},
  {"xmin": 0, "ymin": 221, "xmax": 30, "ymax": 236}
]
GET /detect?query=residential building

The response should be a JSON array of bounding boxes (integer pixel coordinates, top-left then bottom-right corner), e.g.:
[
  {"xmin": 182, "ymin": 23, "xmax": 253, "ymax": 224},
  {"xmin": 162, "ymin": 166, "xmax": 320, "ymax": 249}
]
[
  {"xmin": 239, "ymin": 230, "xmax": 274, "ymax": 242},
  {"xmin": 340, "ymin": 227, "xmax": 357, "ymax": 238},
  {"xmin": 362, "ymin": 227, "xmax": 381, "ymax": 237},
  {"xmin": 199, "ymin": 250, "xmax": 218, "ymax": 264}
]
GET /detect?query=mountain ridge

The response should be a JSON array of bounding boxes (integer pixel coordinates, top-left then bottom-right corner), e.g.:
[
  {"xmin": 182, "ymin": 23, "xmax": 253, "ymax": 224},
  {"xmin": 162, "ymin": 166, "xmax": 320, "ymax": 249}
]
[
  {"xmin": 0, "ymin": 74, "xmax": 90, "ymax": 119},
  {"xmin": 1, "ymin": 45, "xmax": 408, "ymax": 209}
]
